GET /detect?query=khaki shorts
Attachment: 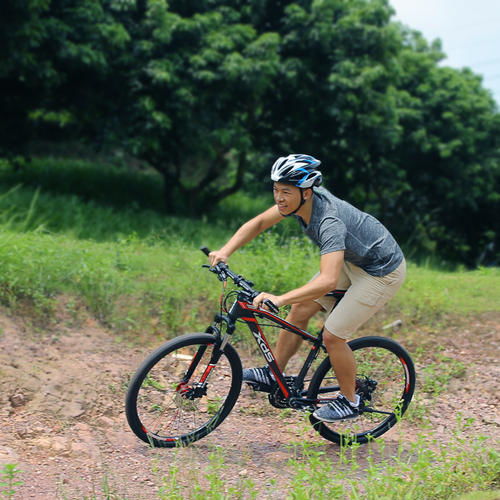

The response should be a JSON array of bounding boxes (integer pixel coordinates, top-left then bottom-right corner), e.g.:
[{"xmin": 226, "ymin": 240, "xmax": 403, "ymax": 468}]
[{"xmin": 313, "ymin": 259, "xmax": 406, "ymax": 339}]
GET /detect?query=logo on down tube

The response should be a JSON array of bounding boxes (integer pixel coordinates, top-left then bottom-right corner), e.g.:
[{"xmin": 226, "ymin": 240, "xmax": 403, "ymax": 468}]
[{"xmin": 251, "ymin": 328, "xmax": 274, "ymax": 363}]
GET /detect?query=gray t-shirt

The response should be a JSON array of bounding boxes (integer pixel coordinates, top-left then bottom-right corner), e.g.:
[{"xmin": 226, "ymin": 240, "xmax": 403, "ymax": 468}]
[{"xmin": 294, "ymin": 187, "xmax": 404, "ymax": 276}]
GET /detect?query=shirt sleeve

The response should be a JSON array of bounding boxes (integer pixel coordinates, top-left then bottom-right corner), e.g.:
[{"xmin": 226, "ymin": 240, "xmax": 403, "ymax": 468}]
[{"xmin": 317, "ymin": 217, "xmax": 347, "ymax": 254}]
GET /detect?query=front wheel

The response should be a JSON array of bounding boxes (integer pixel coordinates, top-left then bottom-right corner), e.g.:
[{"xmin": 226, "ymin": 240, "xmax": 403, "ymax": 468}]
[
  {"xmin": 126, "ymin": 333, "xmax": 242, "ymax": 447},
  {"xmin": 307, "ymin": 336, "xmax": 416, "ymax": 445}
]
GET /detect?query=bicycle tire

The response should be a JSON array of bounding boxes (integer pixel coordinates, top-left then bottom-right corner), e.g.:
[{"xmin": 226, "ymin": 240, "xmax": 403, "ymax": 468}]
[
  {"xmin": 125, "ymin": 333, "xmax": 242, "ymax": 447},
  {"xmin": 307, "ymin": 336, "xmax": 416, "ymax": 445}
]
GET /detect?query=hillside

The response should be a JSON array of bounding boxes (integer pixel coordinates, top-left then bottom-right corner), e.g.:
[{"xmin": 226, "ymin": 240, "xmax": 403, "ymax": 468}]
[{"xmin": 0, "ymin": 307, "xmax": 498, "ymax": 499}]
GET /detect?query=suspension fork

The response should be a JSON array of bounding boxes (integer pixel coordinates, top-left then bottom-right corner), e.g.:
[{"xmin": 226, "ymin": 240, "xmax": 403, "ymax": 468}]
[{"xmin": 184, "ymin": 314, "xmax": 235, "ymax": 385}]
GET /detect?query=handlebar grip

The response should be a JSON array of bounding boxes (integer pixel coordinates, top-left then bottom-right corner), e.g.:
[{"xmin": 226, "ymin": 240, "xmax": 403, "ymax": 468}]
[
  {"xmin": 263, "ymin": 299, "xmax": 280, "ymax": 314},
  {"xmin": 200, "ymin": 246, "xmax": 211, "ymax": 256}
]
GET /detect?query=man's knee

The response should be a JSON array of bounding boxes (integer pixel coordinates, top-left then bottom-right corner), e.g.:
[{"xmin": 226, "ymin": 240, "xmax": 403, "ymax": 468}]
[
  {"xmin": 323, "ymin": 328, "xmax": 348, "ymax": 347},
  {"xmin": 287, "ymin": 301, "xmax": 322, "ymax": 324}
]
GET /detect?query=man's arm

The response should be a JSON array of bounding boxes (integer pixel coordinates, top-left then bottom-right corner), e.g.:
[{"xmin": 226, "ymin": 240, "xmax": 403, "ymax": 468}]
[
  {"xmin": 253, "ymin": 251, "xmax": 344, "ymax": 308},
  {"xmin": 209, "ymin": 205, "xmax": 284, "ymax": 265}
]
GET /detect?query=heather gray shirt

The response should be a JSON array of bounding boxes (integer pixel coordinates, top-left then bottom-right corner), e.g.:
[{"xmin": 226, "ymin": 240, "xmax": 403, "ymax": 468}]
[{"xmin": 294, "ymin": 187, "xmax": 404, "ymax": 276}]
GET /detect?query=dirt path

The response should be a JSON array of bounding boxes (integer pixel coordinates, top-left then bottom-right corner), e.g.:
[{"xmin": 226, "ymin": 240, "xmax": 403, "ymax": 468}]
[{"xmin": 0, "ymin": 308, "xmax": 498, "ymax": 499}]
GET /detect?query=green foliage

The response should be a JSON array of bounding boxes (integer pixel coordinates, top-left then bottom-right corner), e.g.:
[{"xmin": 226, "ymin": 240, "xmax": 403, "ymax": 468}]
[
  {"xmin": 122, "ymin": 1, "xmax": 282, "ymax": 213},
  {"xmin": 0, "ymin": 0, "xmax": 129, "ymax": 154},
  {"xmin": 0, "ymin": 177, "xmax": 497, "ymax": 339},
  {"xmin": 286, "ymin": 429, "xmax": 499, "ymax": 500},
  {"xmin": 1, "ymin": 1, "xmax": 498, "ymax": 265},
  {"xmin": 0, "ymin": 464, "xmax": 22, "ymax": 499}
]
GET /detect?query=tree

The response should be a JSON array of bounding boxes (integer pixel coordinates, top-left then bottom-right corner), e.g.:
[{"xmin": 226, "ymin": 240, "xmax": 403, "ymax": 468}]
[
  {"xmin": 392, "ymin": 31, "xmax": 500, "ymax": 264},
  {"xmin": 0, "ymin": 0, "xmax": 131, "ymax": 156},
  {"xmin": 249, "ymin": 0, "xmax": 499, "ymax": 264},
  {"xmin": 118, "ymin": 0, "xmax": 281, "ymax": 213},
  {"xmin": 1, "ymin": 0, "xmax": 498, "ymax": 264}
]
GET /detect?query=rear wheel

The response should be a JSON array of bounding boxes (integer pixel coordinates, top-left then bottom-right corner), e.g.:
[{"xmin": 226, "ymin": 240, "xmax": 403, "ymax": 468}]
[
  {"xmin": 307, "ymin": 336, "xmax": 415, "ymax": 445},
  {"xmin": 126, "ymin": 333, "xmax": 242, "ymax": 447}
]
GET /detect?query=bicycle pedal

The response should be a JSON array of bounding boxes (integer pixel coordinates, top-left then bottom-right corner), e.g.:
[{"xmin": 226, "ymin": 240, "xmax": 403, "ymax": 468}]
[{"xmin": 244, "ymin": 381, "xmax": 272, "ymax": 393}]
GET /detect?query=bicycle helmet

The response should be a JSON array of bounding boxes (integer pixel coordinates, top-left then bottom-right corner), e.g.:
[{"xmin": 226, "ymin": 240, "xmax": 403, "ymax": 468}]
[{"xmin": 270, "ymin": 154, "xmax": 322, "ymax": 188}]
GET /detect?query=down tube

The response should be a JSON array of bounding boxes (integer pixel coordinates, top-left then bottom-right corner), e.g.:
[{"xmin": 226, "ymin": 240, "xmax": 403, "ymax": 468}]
[{"xmin": 241, "ymin": 315, "xmax": 290, "ymax": 398}]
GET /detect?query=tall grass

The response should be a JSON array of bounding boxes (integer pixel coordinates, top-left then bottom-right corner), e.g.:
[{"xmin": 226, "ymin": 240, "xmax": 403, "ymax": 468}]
[
  {"xmin": 0, "ymin": 157, "xmax": 498, "ymax": 499},
  {"xmin": 0, "ymin": 156, "xmax": 166, "ymax": 211},
  {"xmin": 0, "ymin": 156, "xmax": 498, "ymax": 339},
  {"xmin": 286, "ymin": 428, "xmax": 499, "ymax": 500}
]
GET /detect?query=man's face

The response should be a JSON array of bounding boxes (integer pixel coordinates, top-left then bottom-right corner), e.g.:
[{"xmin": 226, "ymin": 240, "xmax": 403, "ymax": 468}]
[{"xmin": 273, "ymin": 182, "xmax": 302, "ymax": 216}]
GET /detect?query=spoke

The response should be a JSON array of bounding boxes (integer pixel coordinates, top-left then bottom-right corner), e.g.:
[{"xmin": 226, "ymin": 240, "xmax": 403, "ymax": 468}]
[
  {"xmin": 132, "ymin": 339, "xmax": 236, "ymax": 443},
  {"xmin": 362, "ymin": 407, "xmax": 395, "ymax": 417}
]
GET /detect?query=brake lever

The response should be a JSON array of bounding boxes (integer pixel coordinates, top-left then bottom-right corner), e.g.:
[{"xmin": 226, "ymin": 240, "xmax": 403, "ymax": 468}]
[{"xmin": 263, "ymin": 299, "xmax": 280, "ymax": 314}]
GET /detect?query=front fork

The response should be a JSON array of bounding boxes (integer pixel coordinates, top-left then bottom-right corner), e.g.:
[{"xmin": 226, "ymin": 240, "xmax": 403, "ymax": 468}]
[{"xmin": 178, "ymin": 314, "xmax": 235, "ymax": 394}]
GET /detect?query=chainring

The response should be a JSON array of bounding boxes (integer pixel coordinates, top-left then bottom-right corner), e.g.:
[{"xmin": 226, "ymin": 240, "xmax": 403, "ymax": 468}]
[{"xmin": 268, "ymin": 376, "xmax": 303, "ymax": 409}]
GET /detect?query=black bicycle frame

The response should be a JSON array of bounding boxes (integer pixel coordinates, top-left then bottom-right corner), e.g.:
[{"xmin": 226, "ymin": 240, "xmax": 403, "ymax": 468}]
[{"xmin": 227, "ymin": 299, "xmax": 326, "ymax": 399}]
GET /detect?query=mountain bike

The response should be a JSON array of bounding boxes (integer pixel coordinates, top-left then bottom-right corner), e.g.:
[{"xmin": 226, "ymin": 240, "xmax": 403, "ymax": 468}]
[{"xmin": 125, "ymin": 247, "xmax": 416, "ymax": 447}]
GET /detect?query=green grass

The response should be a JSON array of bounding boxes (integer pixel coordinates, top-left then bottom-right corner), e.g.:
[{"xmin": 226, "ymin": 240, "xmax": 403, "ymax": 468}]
[
  {"xmin": 0, "ymin": 155, "xmax": 498, "ymax": 339},
  {"xmin": 27, "ymin": 420, "xmax": 500, "ymax": 499},
  {"xmin": 396, "ymin": 263, "xmax": 500, "ymax": 316},
  {"xmin": 0, "ymin": 156, "xmax": 498, "ymax": 500},
  {"xmin": 286, "ymin": 430, "xmax": 499, "ymax": 500},
  {"xmin": 0, "ymin": 170, "xmax": 498, "ymax": 339},
  {"xmin": 0, "ymin": 156, "xmax": 166, "ymax": 212}
]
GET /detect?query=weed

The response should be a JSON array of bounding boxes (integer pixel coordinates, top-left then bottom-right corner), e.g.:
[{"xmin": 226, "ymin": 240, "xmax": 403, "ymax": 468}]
[
  {"xmin": 158, "ymin": 447, "xmax": 259, "ymax": 499},
  {"xmin": 0, "ymin": 464, "xmax": 23, "ymax": 499},
  {"xmin": 283, "ymin": 427, "xmax": 500, "ymax": 500}
]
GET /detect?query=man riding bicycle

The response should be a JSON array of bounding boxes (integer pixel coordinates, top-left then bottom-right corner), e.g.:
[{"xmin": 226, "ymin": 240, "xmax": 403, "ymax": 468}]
[{"xmin": 209, "ymin": 154, "xmax": 406, "ymax": 422}]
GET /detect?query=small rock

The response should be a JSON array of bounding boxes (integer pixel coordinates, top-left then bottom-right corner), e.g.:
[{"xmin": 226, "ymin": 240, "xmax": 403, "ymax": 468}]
[
  {"xmin": 9, "ymin": 392, "xmax": 26, "ymax": 407},
  {"xmin": 97, "ymin": 416, "xmax": 115, "ymax": 428},
  {"xmin": 34, "ymin": 437, "xmax": 52, "ymax": 449},
  {"xmin": 0, "ymin": 446, "xmax": 19, "ymax": 467}
]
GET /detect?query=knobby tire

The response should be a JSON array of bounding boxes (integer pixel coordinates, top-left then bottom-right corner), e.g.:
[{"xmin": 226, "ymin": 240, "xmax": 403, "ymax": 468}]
[
  {"xmin": 125, "ymin": 333, "xmax": 242, "ymax": 448},
  {"xmin": 307, "ymin": 336, "xmax": 416, "ymax": 445}
]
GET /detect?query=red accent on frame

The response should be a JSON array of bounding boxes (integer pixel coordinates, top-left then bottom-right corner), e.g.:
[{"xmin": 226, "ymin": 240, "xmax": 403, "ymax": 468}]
[
  {"xmin": 199, "ymin": 364, "xmax": 215, "ymax": 383},
  {"xmin": 241, "ymin": 317, "xmax": 257, "ymax": 322},
  {"xmin": 238, "ymin": 301, "xmax": 315, "ymax": 340},
  {"xmin": 253, "ymin": 323, "xmax": 289, "ymax": 398}
]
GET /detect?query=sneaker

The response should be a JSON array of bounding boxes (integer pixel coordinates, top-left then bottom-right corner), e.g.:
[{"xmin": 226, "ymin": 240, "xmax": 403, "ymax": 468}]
[
  {"xmin": 242, "ymin": 366, "xmax": 275, "ymax": 393},
  {"xmin": 312, "ymin": 394, "xmax": 360, "ymax": 422}
]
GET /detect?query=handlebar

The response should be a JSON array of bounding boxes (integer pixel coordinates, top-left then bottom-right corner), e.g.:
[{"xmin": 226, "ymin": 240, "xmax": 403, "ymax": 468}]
[{"xmin": 200, "ymin": 246, "xmax": 280, "ymax": 314}]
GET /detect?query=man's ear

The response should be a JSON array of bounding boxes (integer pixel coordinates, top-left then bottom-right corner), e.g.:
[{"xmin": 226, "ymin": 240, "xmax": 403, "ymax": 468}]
[{"xmin": 303, "ymin": 188, "xmax": 313, "ymax": 200}]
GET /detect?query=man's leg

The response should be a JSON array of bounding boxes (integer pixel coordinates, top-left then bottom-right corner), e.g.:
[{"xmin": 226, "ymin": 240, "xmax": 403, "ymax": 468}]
[
  {"xmin": 274, "ymin": 300, "xmax": 323, "ymax": 371},
  {"xmin": 322, "ymin": 329, "xmax": 356, "ymax": 402},
  {"xmin": 242, "ymin": 300, "xmax": 323, "ymax": 391},
  {"xmin": 313, "ymin": 261, "xmax": 407, "ymax": 420}
]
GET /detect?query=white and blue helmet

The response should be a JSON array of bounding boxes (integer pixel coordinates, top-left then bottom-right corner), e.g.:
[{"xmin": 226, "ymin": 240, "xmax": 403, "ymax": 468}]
[{"xmin": 270, "ymin": 154, "xmax": 322, "ymax": 188}]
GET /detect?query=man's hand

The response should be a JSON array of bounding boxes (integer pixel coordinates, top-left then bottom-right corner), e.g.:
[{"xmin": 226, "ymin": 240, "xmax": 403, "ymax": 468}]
[
  {"xmin": 208, "ymin": 250, "xmax": 229, "ymax": 266},
  {"xmin": 252, "ymin": 292, "xmax": 283, "ymax": 310}
]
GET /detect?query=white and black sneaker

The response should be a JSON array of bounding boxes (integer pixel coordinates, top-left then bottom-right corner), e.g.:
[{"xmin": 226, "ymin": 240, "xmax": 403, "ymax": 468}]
[
  {"xmin": 242, "ymin": 366, "xmax": 275, "ymax": 393},
  {"xmin": 312, "ymin": 394, "xmax": 360, "ymax": 422}
]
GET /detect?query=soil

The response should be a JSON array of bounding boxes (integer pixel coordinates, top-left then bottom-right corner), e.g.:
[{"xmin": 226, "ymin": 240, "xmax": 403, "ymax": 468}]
[{"xmin": 0, "ymin": 307, "xmax": 498, "ymax": 499}]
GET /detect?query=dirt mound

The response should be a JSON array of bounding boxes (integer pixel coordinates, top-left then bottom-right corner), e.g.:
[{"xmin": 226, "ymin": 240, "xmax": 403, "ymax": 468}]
[{"xmin": 0, "ymin": 308, "xmax": 498, "ymax": 499}]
